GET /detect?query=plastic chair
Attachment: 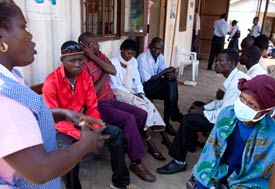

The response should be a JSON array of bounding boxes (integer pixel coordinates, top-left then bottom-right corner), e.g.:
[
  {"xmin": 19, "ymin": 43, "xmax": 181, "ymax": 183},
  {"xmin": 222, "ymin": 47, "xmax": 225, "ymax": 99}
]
[{"xmin": 175, "ymin": 46, "xmax": 199, "ymax": 81}]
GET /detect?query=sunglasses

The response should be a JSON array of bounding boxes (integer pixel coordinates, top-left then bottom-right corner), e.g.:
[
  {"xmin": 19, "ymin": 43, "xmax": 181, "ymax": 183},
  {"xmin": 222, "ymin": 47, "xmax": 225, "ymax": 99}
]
[{"xmin": 61, "ymin": 44, "xmax": 83, "ymax": 54}]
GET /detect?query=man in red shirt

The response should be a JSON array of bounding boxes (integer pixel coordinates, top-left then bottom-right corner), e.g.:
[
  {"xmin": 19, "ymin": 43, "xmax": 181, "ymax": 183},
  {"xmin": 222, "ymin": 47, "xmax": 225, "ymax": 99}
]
[
  {"xmin": 43, "ymin": 41, "xmax": 130, "ymax": 189},
  {"xmin": 78, "ymin": 32, "xmax": 156, "ymax": 182}
]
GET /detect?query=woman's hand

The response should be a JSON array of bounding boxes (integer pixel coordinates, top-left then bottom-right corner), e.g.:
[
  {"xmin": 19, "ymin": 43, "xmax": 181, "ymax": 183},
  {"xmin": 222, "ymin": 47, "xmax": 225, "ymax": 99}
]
[{"xmin": 64, "ymin": 110, "xmax": 105, "ymax": 130}]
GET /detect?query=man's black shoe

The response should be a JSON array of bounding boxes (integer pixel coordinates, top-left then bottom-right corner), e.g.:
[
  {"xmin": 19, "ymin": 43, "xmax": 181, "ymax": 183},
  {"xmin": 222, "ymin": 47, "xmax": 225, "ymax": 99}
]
[
  {"xmin": 157, "ymin": 160, "xmax": 187, "ymax": 174},
  {"xmin": 207, "ymin": 67, "xmax": 213, "ymax": 70},
  {"xmin": 165, "ymin": 123, "xmax": 177, "ymax": 136}
]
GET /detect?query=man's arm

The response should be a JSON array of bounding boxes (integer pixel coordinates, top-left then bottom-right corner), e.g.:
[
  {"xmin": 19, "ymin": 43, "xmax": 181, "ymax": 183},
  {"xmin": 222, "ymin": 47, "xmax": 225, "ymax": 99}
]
[
  {"xmin": 82, "ymin": 42, "xmax": 116, "ymax": 75},
  {"xmin": 147, "ymin": 67, "xmax": 176, "ymax": 82}
]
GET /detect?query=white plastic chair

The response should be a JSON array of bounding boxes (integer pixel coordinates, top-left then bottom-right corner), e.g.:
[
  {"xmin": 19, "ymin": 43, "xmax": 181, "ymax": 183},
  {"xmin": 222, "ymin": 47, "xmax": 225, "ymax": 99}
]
[{"xmin": 175, "ymin": 46, "xmax": 199, "ymax": 81}]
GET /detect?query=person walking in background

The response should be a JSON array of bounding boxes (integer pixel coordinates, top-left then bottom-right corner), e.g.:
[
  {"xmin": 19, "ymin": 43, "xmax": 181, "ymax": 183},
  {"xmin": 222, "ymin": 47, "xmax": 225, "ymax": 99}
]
[
  {"xmin": 227, "ymin": 20, "xmax": 240, "ymax": 51},
  {"xmin": 207, "ymin": 13, "xmax": 228, "ymax": 70},
  {"xmin": 248, "ymin": 16, "xmax": 261, "ymax": 38}
]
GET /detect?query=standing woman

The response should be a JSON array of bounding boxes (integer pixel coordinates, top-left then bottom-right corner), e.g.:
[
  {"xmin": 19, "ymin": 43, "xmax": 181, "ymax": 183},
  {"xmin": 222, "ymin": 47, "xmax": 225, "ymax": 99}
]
[
  {"xmin": 0, "ymin": 1, "xmax": 108, "ymax": 188},
  {"xmin": 227, "ymin": 20, "xmax": 240, "ymax": 51}
]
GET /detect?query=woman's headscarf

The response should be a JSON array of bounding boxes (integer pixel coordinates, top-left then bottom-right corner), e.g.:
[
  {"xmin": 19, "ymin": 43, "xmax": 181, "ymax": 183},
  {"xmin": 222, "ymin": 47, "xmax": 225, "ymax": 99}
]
[{"xmin": 238, "ymin": 74, "xmax": 275, "ymax": 110}]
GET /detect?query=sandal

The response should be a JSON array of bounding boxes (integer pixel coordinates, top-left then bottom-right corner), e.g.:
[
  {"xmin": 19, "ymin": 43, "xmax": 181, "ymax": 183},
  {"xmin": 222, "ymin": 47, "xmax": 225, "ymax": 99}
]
[{"xmin": 147, "ymin": 149, "xmax": 166, "ymax": 161}]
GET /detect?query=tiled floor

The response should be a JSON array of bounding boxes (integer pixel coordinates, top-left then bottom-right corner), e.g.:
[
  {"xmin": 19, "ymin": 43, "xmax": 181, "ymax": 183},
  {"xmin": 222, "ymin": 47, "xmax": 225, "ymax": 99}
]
[{"xmin": 67, "ymin": 60, "xmax": 226, "ymax": 189}]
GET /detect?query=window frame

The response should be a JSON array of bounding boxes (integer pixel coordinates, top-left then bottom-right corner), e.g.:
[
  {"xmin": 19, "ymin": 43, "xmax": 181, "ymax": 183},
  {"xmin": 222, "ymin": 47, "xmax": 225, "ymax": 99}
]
[{"xmin": 80, "ymin": 0, "xmax": 148, "ymax": 41}]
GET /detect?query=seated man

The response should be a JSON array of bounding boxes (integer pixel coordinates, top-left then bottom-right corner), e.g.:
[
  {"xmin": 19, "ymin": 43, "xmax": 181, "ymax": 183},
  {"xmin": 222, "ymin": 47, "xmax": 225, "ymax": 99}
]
[
  {"xmin": 137, "ymin": 37, "xmax": 182, "ymax": 136},
  {"xmin": 194, "ymin": 75, "xmax": 275, "ymax": 188},
  {"xmin": 157, "ymin": 49, "xmax": 250, "ymax": 174},
  {"xmin": 77, "ymin": 33, "xmax": 156, "ymax": 182},
  {"xmin": 240, "ymin": 45, "xmax": 267, "ymax": 78},
  {"xmin": 42, "ymin": 41, "xmax": 130, "ymax": 189},
  {"xmin": 109, "ymin": 38, "xmax": 171, "ymax": 161}
]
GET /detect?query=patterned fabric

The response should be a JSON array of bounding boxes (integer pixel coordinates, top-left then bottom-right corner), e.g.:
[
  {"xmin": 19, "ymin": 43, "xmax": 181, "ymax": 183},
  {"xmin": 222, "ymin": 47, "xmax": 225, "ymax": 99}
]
[
  {"xmin": 194, "ymin": 106, "xmax": 275, "ymax": 189},
  {"xmin": 0, "ymin": 72, "xmax": 61, "ymax": 189}
]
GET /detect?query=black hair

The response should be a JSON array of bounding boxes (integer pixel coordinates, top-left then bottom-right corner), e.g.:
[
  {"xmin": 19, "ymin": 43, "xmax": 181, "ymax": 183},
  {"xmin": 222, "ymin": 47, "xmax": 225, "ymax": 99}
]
[
  {"xmin": 220, "ymin": 13, "xmax": 227, "ymax": 19},
  {"xmin": 232, "ymin": 20, "xmax": 238, "ymax": 25},
  {"xmin": 220, "ymin": 48, "xmax": 239, "ymax": 66},
  {"xmin": 61, "ymin": 40, "xmax": 82, "ymax": 53},
  {"xmin": 245, "ymin": 45, "xmax": 262, "ymax": 62},
  {"xmin": 78, "ymin": 32, "xmax": 93, "ymax": 43},
  {"xmin": 150, "ymin": 37, "xmax": 163, "ymax": 46},
  {"xmin": 0, "ymin": 0, "xmax": 18, "ymax": 30},
  {"xmin": 120, "ymin": 39, "xmax": 137, "ymax": 51},
  {"xmin": 254, "ymin": 34, "xmax": 269, "ymax": 51}
]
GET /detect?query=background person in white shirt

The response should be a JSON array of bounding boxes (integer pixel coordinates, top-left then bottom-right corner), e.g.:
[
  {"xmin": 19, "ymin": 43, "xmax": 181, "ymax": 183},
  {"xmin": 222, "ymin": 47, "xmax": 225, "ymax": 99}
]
[
  {"xmin": 248, "ymin": 16, "xmax": 261, "ymax": 38},
  {"xmin": 240, "ymin": 45, "xmax": 267, "ymax": 78},
  {"xmin": 207, "ymin": 13, "xmax": 229, "ymax": 70},
  {"xmin": 227, "ymin": 20, "xmax": 240, "ymax": 51}
]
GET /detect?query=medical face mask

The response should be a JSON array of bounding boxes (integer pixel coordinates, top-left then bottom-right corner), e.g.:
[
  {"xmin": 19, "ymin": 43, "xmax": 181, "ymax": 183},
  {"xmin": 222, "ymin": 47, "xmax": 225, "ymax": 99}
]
[{"xmin": 234, "ymin": 97, "xmax": 266, "ymax": 122}]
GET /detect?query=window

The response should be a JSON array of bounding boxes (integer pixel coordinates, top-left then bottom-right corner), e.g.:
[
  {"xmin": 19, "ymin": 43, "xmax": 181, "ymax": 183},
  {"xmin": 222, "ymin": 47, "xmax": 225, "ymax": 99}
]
[
  {"xmin": 81, "ymin": 0, "xmax": 148, "ymax": 40},
  {"xmin": 81, "ymin": 0, "xmax": 118, "ymax": 38}
]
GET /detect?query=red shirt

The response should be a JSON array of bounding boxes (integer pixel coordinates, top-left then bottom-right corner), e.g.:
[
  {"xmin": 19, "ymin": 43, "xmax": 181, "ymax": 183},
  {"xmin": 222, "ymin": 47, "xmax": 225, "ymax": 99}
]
[
  {"xmin": 83, "ymin": 51, "xmax": 114, "ymax": 102},
  {"xmin": 42, "ymin": 64, "xmax": 101, "ymax": 140}
]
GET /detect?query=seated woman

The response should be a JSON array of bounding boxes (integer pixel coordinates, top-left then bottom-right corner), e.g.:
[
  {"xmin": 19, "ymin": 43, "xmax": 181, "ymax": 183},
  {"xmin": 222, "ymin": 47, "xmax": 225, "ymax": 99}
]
[
  {"xmin": 194, "ymin": 74, "xmax": 275, "ymax": 188},
  {"xmin": 109, "ymin": 39, "xmax": 170, "ymax": 161}
]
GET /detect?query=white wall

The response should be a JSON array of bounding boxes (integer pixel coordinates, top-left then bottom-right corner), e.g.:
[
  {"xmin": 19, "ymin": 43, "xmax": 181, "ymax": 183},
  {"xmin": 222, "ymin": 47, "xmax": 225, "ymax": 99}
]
[{"xmin": 164, "ymin": 0, "xmax": 195, "ymax": 67}]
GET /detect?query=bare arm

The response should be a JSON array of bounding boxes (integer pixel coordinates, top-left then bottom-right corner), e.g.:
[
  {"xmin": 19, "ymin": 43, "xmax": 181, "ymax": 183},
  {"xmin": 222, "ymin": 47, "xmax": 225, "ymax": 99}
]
[
  {"xmin": 81, "ymin": 42, "xmax": 116, "ymax": 75},
  {"xmin": 4, "ymin": 126, "xmax": 108, "ymax": 185}
]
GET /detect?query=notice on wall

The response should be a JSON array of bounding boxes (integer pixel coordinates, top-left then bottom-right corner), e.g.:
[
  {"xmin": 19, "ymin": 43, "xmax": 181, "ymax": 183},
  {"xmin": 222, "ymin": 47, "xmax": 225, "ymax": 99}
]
[{"xmin": 26, "ymin": 0, "xmax": 59, "ymax": 20}]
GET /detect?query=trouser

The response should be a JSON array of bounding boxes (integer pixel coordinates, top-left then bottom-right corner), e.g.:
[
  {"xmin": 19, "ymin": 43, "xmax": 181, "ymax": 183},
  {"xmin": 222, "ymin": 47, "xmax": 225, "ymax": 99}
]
[
  {"xmin": 143, "ymin": 78, "xmax": 180, "ymax": 123},
  {"xmin": 192, "ymin": 34, "xmax": 199, "ymax": 53},
  {"xmin": 169, "ymin": 113, "xmax": 214, "ymax": 162},
  {"xmin": 207, "ymin": 35, "xmax": 225, "ymax": 69},
  {"xmin": 56, "ymin": 124, "xmax": 130, "ymax": 189},
  {"xmin": 98, "ymin": 98, "xmax": 147, "ymax": 161}
]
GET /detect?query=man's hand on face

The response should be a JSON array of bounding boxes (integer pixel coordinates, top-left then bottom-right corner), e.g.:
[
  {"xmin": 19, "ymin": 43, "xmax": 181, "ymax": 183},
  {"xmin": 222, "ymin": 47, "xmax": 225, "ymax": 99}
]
[{"xmin": 80, "ymin": 41, "xmax": 97, "ymax": 58}]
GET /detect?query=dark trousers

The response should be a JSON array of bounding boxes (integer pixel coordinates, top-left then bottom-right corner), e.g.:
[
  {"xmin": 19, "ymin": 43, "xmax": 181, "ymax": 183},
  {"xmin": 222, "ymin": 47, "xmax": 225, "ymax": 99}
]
[
  {"xmin": 143, "ymin": 78, "xmax": 180, "ymax": 123},
  {"xmin": 169, "ymin": 113, "xmax": 214, "ymax": 162},
  {"xmin": 207, "ymin": 35, "xmax": 225, "ymax": 69},
  {"xmin": 56, "ymin": 125, "xmax": 130, "ymax": 189}
]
